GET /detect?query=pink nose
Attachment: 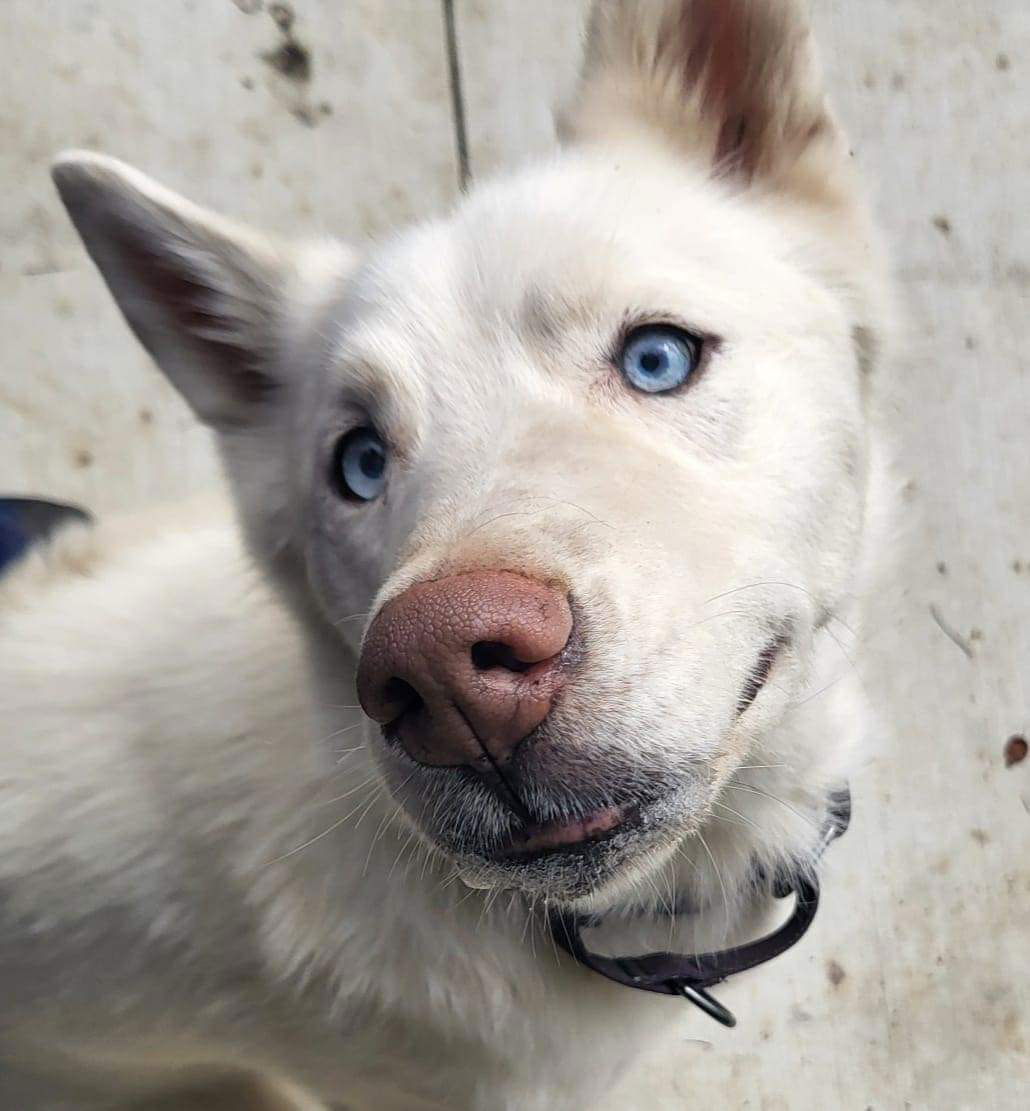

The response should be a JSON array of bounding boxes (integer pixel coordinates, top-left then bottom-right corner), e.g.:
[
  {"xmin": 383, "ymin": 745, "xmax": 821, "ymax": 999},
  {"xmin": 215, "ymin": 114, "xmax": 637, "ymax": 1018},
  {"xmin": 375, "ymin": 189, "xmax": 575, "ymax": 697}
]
[{"xmin": 357, "ymin": 571, "xmax": 573, "ymax": 767}]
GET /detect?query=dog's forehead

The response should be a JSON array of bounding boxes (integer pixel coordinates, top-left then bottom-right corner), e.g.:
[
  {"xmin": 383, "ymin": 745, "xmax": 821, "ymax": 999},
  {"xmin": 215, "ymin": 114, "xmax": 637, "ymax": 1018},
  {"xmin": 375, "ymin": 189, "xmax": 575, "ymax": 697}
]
[{"xmin": 333, "ymin": 152, "xmax": 814, "ymax": 376}]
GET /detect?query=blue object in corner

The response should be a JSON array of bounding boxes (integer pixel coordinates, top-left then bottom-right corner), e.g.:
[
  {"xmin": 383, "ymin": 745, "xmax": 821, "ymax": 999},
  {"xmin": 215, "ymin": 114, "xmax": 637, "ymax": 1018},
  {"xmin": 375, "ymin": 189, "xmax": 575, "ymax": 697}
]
[{"xmin": 0, "ymin": 498, "xmax": 92, "ymax": 578}]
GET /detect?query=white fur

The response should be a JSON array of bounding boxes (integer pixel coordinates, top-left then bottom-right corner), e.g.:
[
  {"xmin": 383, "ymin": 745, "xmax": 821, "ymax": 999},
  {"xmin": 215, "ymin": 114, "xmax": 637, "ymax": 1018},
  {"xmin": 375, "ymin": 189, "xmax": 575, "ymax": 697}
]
[{"xmin": 0, "ymin": 2, "xmax": 891, "ymax": 1107}]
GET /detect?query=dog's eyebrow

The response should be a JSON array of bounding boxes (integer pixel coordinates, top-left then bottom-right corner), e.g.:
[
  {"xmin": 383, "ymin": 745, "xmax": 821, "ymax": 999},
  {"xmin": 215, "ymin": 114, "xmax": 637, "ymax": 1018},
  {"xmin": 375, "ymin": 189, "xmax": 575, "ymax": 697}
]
[
  {"xmin": 520, "ymin": 288, "xmax": 561, "ymax": 343},
  {"xmin": 326, "ymin": 334, "xmax": 427, "ymax": 461},
  {"xmin": 518, "ymin": 287, "xmax": 598, "ymax": 346},
  {"xmin": 327, "ymin": 352, "xmax": 385, "ymax": 396}
]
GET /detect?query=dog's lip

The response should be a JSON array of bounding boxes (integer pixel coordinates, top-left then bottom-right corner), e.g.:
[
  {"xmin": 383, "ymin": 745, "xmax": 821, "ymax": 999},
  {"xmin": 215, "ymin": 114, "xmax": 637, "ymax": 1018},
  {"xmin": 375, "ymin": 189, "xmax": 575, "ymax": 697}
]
[{"xmin": 494, "ymin": 803, "xmax": 640, "ymax": 861}]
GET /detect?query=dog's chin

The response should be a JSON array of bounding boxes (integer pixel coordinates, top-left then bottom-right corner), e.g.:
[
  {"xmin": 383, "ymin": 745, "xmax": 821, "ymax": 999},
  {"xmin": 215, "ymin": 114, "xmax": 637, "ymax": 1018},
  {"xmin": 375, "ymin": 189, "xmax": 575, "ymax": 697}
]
[{"xmin": 433, "ymin": 785, "xmax": 704, "ymax": 906}]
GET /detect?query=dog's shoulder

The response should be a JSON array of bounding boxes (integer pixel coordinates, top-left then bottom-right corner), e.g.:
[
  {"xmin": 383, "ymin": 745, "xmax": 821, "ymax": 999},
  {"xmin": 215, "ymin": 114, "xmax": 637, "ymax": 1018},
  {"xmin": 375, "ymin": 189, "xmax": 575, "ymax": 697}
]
[{"xmin": 0, "ymin": 494, "xmax": 310, "ymax": 937}]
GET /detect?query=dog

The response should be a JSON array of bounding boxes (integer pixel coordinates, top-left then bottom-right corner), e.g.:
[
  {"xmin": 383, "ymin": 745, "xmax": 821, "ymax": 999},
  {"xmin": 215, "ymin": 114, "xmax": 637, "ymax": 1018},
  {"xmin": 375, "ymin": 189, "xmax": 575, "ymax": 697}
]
[{"xmin": 0, "ymin": 1, "xmax": 891, "ymax": 1106}]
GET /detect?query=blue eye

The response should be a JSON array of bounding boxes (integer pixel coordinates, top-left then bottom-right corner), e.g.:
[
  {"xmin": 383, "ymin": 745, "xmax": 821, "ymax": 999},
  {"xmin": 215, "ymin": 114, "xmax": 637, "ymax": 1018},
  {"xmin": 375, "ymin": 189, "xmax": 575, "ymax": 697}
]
[
  {"xmin": 334, "ymin": 427, "xmax": 387, "ymax": 502},
  {"xmin": 620, "ymin": 325, "xmax": 702, "ymax": 394}
]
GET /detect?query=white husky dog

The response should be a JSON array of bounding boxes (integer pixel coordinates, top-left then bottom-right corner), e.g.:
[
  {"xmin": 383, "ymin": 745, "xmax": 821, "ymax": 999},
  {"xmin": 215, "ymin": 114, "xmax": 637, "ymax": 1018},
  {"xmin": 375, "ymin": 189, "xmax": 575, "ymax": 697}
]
[{"xmin": 0, "ymin": 1, "xmax": 890, "ymax": 1107}]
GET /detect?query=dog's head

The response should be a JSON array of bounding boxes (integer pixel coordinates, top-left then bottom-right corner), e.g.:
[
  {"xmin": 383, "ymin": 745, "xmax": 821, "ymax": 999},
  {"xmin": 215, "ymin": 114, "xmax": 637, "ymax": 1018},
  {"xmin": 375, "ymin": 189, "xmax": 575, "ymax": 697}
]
[{"xmin": 54, "ymin": 0, "xmax": 885, "ymax": 908}]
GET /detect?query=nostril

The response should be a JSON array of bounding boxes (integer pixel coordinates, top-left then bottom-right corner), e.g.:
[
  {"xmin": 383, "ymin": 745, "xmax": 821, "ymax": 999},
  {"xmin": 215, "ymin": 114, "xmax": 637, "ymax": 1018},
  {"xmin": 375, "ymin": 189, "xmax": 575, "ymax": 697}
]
[
  {"xmin": 382, "ymin": 677, "xmax": 423, "ymax": 723},
  {"xmin": 470, "ymin": 640, "xmax": 534, "ymax": 673}
]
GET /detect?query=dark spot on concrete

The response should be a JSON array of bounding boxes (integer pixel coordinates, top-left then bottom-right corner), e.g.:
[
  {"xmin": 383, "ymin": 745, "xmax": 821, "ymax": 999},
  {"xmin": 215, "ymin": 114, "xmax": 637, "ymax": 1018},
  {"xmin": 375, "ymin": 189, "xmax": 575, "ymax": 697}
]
[
  {"xmin": 964, "ymin": 336, "xmax": 977, "ymax": 350},
  {"xmin": 789, "ymin": 1004, "xmax": 813, "ymax": 1023},
  {"xmin": 1013, "ymin": 559, "xmax": 1024, "ymax": 574},
  {"xmin": 290, "ymin": 104, "xmax": 318, "ymax": 127},
  {"xmin": 319, "ymin": 100, "xmax": 333, "ymax": 116},
  {"xmin": 932, "ymin": 215, "xmax": 952, "ymax": 236},
  {"xmin": 240, "ymin": 75, "xmax": 255, "ymax": 90},
  {"xmin": 269, "ymin": 1, "xmax": 294, "ymax": 32},
  {"xmin": 862, "ymin": 71, "xmax": 876, "ymax": 90},
  {"xmin": 996, "ymin": 52, "xmax": 1011, "ymax": 72},
  {"xmin": 250, "ymin": 161, "xmax": 264, "ymax": 179},
  {"xmin": 260, "ymin": 4, "xmax": 311, "ymax": 84},
  {"xmin": 1004, "ymin": 261, "xmax": 1030, "ymax": 288},
  {"xmin": 233, "ymin": 0, "xmax": 263, "ymax": 12},
  {"xmin": 891, "ymin": 73, "xmax": 905, "ymax": 90},
  {"xmin": 936, "ymin": 561, "xmax": 948, "ymax": 575},
  {"xmin": 139, "ymin": 408, "xmax": 154, "ymax": 425},
  {"xmin": 263, "ymin": 39, "xmax": 311, "ymax": 82},
  {"xmin": 760, "ymin": 1027, "xmax": 772, "ymax": 1042},
  {"xmin": 970, "ymin": 627, "xmax": 984, "ymax": 641},
  {"xmin": 1004, "ymin": 735, "xmax": 1028, "ymax": 767},
  {"xmin": 73, "ymin": 448, "xmax": 94, "ymax": 469},
  {"xmin": 826, "ymin": 960, "xmax": 846, "ymax": 987},
  {"xmin": 970, "ymin": 828, "xmax": 990, "ymax": 846}
]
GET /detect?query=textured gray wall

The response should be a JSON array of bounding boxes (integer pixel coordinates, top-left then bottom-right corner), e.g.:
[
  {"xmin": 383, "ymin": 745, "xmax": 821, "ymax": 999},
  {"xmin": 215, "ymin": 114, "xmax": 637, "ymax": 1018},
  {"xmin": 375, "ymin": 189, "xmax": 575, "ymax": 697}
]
[{"xmin": 1, "ymin": 2, "xmax": 1026, "ymax": 1106}]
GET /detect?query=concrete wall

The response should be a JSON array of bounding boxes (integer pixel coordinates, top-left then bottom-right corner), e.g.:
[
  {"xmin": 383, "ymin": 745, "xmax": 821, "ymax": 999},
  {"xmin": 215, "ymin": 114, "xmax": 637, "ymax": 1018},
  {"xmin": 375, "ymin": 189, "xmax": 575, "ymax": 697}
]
[{"xmin": 2, "ymin": 2, "xmax": 1027, "ymax": 1107}]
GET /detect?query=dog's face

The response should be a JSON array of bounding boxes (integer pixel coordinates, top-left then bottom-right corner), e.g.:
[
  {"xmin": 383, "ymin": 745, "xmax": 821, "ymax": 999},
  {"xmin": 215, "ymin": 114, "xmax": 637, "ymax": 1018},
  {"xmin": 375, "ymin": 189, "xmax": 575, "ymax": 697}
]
[{"xmin": 55, "ymin": 0, "xmax": 884, "ymax": 908}]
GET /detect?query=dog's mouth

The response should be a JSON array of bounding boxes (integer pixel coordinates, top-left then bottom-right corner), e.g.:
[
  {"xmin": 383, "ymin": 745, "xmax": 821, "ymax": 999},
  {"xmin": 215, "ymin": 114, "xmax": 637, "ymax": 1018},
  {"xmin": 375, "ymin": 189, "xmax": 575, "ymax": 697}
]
[
  {"xmin": 381, "ymin": 630, "xmax": 793, "ymax": 897},
  {"xmin": 442, "ymin": 782, "xmax": 698, "ymax": 903},
  {"xmin": 490, "ymin": 633, "xmax": 788, "ymax": 867},
  {"xmin": 495, "ymin": 802, "xmax": 639, "ymax": 862}
]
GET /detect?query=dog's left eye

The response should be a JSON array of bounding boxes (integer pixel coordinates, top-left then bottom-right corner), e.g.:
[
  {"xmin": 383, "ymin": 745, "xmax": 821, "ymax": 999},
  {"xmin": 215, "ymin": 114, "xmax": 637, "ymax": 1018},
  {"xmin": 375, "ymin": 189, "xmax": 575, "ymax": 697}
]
[
  {"xmin": 620, "ymin": 325, "xmax": 701, "ymax": 394},
  {"xmin": 333, "ymin": 427, "xmax": 388, "ymax": 502}
]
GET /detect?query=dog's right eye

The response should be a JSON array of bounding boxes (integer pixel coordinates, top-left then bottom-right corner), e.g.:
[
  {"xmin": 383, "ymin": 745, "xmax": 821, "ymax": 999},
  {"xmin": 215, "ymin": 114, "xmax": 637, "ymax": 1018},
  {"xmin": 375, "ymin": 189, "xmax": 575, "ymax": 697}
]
[
  {"xmin": 333, "ymin": 427, "xmax": 388, "ymax": 502},
  {"xmin": 620, "ymin": 325, "xmax": 702, "ymax": 394}
]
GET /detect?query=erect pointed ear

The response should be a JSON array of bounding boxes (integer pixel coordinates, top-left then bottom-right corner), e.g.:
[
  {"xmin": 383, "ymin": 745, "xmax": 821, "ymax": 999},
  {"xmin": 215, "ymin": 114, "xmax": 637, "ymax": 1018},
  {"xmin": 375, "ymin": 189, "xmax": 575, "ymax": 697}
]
[
  {"xmin": 52, "ymin": 151, "xmax": 290, "ymax": 429},
  {"xmin": 565, "ymin": 0, "xmax": 848, "ymax": 205}
]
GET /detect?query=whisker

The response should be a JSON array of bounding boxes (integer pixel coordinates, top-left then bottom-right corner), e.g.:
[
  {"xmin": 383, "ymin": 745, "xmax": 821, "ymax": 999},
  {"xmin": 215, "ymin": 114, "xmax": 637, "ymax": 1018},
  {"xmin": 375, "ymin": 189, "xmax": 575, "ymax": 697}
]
[
  {"xmin": 264, "ymin": 785, "xmax": 381, "ymax": 865},
  {"xmin": 362, "ymin": 808, "xmax": 395, "ymax": 877},
  {"xmin": 542, "ymin": 496, "xmax": 616, "ymax": 531},
  {"xmin": 362, "ymin": 776, "xmax": 413, "ymax": 877},
  {"xmin": 725, "ymin": 782, "xmax": 818, "ymax": 831},
  {"xmin": 315, "ymin": 774, "xmax": 380, "ymax": 808},
  {"xmin": 712, "ymin": 798, "xmax": 762, "ymax": 833},
  {"xmin": 462, "ymin": 506, "xmax": 550, "ymax": 542},
  {"xmin": 695, "ymin": 831, "xmax": 730, "ymax": 941},
  {"xmin": 332, "ymin": 612, "xmax": 370, "ymax": 627},
  {"xmin": 702, "ymin": 580, "xmax": 857, "ymax": 638},
  {"xmin": 314, "ymin": 721, "xmax": 363, "ymax": 747},
  {"xmin": 680, "ymin": 607, "xmax": 754, "ymax": 632},
  {"xmin": 334, "ymin": 744, "xmax": 366, "ymax": 764},
  {"xmin": 388, "ymin": 827, "xmax": 420, "ymax": 881},
  {"xmin": 792, "ymin": 672, "xmax": 849, "ymax": 707},
  {"xmin": 353, "ymin": 789, "xmax": 383, "ymax": 830}
]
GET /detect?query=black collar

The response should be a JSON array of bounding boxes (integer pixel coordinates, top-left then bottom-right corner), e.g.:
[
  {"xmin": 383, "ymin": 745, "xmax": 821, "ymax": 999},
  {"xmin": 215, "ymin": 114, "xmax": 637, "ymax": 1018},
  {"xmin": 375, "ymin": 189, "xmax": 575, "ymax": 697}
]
[{"xmin": 549, "ymin": 788, "xmax": 851, "ymax": 1027}]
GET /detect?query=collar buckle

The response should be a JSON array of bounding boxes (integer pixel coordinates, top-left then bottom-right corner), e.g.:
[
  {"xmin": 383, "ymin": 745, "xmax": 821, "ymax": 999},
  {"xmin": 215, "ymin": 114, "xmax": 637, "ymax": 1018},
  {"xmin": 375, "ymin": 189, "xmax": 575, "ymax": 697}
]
[{"xmin": 674, "ymin": 983, "xmax": 737, "ymax": 1027}]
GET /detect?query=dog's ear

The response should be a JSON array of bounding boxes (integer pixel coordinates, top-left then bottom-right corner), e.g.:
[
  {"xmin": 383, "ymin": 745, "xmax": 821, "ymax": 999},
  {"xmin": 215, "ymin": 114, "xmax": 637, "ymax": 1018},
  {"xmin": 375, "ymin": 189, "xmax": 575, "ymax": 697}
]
[
  {"xmin": 565, "ymin": 0, "xmax": 846, "ymax": 204},
  {"xmin": 53, "ymin": 151, "xmax": 291, "ymax": 430}
]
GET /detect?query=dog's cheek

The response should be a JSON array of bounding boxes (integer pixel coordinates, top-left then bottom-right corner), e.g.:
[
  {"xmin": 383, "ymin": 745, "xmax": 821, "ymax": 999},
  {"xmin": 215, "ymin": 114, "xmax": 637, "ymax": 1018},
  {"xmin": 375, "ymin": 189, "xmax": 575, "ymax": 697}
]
[{"xmin": 301, "ymin": 503, "xmax": 393, "ymax": 650}]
